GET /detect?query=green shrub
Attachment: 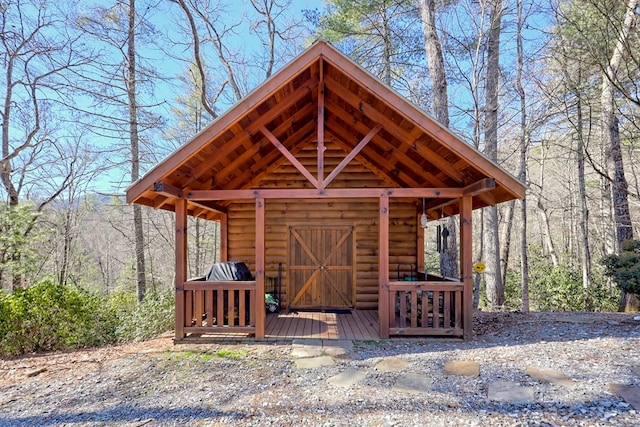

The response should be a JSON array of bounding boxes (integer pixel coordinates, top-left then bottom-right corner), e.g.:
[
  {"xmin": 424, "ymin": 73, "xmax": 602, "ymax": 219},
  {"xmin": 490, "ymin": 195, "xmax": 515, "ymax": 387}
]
[
  {"xmin": 0, "ymin": 280, "xmax": 175, "ymax": 357},
  {"xmin": 500, "ymin": 246, "xmax": 619, "ymax": 312},
  {"xmin": 0, "ymin": 280, "xmax": 118, "ymax": 356},
  {"xmin": 113, "ymin": 290, "xmax": 174, "ymax": 342}
]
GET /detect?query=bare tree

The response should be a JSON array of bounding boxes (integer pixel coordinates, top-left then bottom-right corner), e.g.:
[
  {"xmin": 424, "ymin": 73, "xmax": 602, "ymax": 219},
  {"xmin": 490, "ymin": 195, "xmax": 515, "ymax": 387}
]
[
  {"xmin": 483, "ymin": 0, "xmax": 504, "ymax": 307},
  {"xmin": 76, "ymin": 0, "xmax": 167, "ymax": 302},
  {"xmin": 0, "ymin": 0, "xmax": 93, "ymax": 289}
]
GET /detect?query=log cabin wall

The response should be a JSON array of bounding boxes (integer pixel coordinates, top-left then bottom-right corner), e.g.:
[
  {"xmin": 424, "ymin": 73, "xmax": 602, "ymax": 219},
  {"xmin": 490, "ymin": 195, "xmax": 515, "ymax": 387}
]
[{"xmin": 227, "ymin": 198, "xmax": 417, "ymax": 310}]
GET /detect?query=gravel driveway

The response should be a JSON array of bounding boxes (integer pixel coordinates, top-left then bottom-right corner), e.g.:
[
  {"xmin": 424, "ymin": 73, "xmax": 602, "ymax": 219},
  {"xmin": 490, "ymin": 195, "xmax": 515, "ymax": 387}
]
[{"xmin": 1, "ymin": 312, "xmax": 639, "ymax": 426}]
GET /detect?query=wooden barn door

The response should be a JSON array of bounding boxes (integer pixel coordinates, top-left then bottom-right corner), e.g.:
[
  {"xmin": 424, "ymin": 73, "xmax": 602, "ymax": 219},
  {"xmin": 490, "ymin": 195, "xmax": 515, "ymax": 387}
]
[{"xmin": 288, "ymin": 224, "xmax": 355, "ymax": 310}]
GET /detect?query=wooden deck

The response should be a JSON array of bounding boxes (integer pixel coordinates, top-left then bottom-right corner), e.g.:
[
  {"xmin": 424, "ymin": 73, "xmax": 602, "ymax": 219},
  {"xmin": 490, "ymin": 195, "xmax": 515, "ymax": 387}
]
[
  {"xmin": 265, "ymin": 310, "xmax": 380, "ymax": 340},
  {"xmin": 175, "ymin": 310, "xmax": 380, "ymax": 342}
]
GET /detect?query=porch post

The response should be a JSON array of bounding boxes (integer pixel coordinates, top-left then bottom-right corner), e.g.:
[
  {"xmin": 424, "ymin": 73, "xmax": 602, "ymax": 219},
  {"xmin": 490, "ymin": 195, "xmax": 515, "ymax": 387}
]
[
  {"xmin": 378, "ymin": 194, "xmax": 390, "ymax": 339},
  {"xmin": 255, "ymin": 197, "xmax": 266, "ymax": 339},
  {"xmin": 220, "ymin": 212, "xmax": 228, "ymax": 262},
  {"xmin": 417, "ymin": 211, "xmax": 425, "ymax": 273},
  {"xmin": 175, "ymin": 198, "xmax": 188, "ymax": 340},
  {"xmin": 459, "ymin": 196, "xmax": 473, "ymax": 340}
]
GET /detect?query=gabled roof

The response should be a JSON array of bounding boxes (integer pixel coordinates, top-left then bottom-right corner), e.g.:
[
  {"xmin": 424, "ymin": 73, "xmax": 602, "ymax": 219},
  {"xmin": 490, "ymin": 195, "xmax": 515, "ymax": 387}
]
[{"xmin": 126, "ymin": 40, "xmax": 524, "ymax": 219}]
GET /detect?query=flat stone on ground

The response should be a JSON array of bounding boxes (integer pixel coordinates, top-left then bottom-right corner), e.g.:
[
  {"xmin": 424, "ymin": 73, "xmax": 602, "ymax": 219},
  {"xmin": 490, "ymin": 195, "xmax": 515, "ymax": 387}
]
[
  {"xmin": 323, "ymin": 340, "xmax": 353, "ymax": 357},
  {"xmin": 291, "ymin": 345, "xmax": 323, "ymax": 359},
  {"xmin": 392, "ymin": 373, "xmax": 432, "ymax": 394},
  {"xmin": 295, "ymin": 356, "xmax": 335, "ymax": 369},
  {"xmin": 375, "ymin": 357, "xmax": 410, "ymax": 373},
  {"xmin": 610, "ymin": 384, "xmax": 640, "ymax": 410},
  {"xmin": 488, "ymin": 381, "xmax": 535, "ymax": 404},
  {"xmin": 444, "ymin": 360, "xmax": 480, "ymax": 376},
  {"xmin": 525, "ymin": 366, "xmax": 576, "ymax": 387},
  {"xmin": 327, "ymin": 369, "xmax": 367, "ymax": 387},
  {"xmin": 291, "ymin": 339, "xmax": 324, "ymax": 358}
]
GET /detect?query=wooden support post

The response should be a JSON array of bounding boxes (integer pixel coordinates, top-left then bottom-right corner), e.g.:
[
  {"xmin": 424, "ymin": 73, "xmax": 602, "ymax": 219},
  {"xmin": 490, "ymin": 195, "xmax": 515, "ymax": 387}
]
[
  {"xmin": 220, "ymin": 212, "xmax": 228, "ymax": 262},
  {"xmin": 417, "ymin": 211, "xmax": 425, "ymax": 274},
  {"xmin": 378, "ymin": 194, "xmax": 390, "ymax": 339},
  {"xmin": 255, "ymin": 197, "xmax": 266, "ymax": 338},
  {"xmin": 459, "ymin": 196, "xmax": 473, "ymax": 340},
  {"xmin": 175, "ymin": 198, "xmax": 188, "ymax": 340}
]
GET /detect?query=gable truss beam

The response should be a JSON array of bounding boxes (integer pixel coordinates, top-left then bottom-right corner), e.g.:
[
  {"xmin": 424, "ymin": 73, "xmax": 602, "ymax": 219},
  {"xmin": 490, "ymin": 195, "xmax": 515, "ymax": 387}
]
[
  {"xmin": 325, "ymin": 83, "xmax": 465, "ymax": 183},
  {"xmin": 259, "ymin": 125, "xmax": 319, "ymax": 188},
  {"xmin": 324, "ymin": 115, "xmax": 424, "ymax": 188},
  {"xmin": 326, "ymin": 130, "xmax": 399, "ymax": 188},
  {"xmin": 325, "ymin": 77, "xmax": 496, "ymax": 206},
  {"xmin": 227, "ymin": 121, "xmax": 316, "ymax": 190},
  {"xmin": 323, "ymin": 123, "xmax": 382, "ymax": 188},
  {"xmin": 213, "ymin": 103, "xmax": 316, "ymax": 187}
]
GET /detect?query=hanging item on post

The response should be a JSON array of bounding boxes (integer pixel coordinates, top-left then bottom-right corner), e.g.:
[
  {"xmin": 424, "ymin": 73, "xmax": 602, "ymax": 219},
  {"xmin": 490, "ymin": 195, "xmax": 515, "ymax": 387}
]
[
  {"xmin": 436, "ymin": 224, "xmax": 442, "ymax": 253},
  {"xmin": 441, "ymin": 226, "xmax": 449, "ymax": 251}
]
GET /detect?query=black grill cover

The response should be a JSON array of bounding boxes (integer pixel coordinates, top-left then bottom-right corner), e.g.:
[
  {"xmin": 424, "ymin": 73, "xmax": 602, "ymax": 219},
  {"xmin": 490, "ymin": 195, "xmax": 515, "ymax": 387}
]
[{"xmin": 205, "ymin": 261, "xmax": 253, "ymax": 281}]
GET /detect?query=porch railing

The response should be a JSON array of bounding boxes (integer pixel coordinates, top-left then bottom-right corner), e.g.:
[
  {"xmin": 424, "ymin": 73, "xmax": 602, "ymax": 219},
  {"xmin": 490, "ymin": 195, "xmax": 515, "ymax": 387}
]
[
  {"xmin": 180, "ymin": 281, "xmax": 256, "ymax": 336},
  {"xmin": 387, "ymin": 281, "xmax": 464, "ymax": 337}
]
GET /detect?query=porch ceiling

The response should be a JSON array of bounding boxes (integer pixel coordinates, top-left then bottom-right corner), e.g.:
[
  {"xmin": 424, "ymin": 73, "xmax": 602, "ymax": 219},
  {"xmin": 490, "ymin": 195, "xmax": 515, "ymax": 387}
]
[{"xmin": 126, "ymin": 40, "xmax": 525, "ymax": 219}]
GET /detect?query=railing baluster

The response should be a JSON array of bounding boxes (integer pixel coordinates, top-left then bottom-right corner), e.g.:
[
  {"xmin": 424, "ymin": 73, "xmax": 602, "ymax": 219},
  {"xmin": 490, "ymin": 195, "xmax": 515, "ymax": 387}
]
[
  {"xmin": 399, "ymin": 291, "xmax": 406, "ymax": 328},
  {"xmin": 249, "ymin": 289, "xmax": 256, "ymax": 326},
  {"xmin": 205, "ymin": 290, "xmax": 213, "ymax": 326},
  {"xmin": 217, "ymin": 289, "xmax": 224, "ymax": 326},
  {"xmin": 239, "ymin": 290, "xmax": 246, "ymax": 326},
  {"xmin": 227, "ymin": 289, "xmax": 235, "ymax": 327},
  {"xmin": 444, "ymin": 290, "xmax": 451, "ymax": 328},
  {"xmin": 185, "ymin": 290, "xmax": 193, "ymax": 327},
  {"xmin": 410, "ymin": 291, "xmax": 418, "ymax": 328}
]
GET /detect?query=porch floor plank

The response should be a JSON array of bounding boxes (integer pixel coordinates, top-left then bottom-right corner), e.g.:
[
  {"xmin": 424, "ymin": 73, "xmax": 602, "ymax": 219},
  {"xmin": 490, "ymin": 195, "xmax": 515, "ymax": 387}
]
[{"xmin": 265, "ymin": 310, "xmax": 379, "ymax": 340}]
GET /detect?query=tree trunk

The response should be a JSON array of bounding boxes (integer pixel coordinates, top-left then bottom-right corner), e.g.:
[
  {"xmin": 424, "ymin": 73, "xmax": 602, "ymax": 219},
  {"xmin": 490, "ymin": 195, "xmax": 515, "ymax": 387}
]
[
  {"xmin": 537, "ymin": 197, "xmax": 559, "ymax": 267},
  {"xmin": 500, "ymin": 200, "xmax": 515, "ymax": 288},
  {"xmin": 601, "ymin": 0, "xmax": 637, "ymax": 310},
  {"xmin": 418, "ymin": 0, "xmax": 449, "ymax": 128},
  {"xmin": 417, "ymin": 0, "xmax": 458, "ymax": 278},
  {"xmin": 575, "ymin": 88, "xmax": 593, "ymax": 310},
  {"xmin": 483, "ymin": 0, "xmax": 504, "ymax": 308},
  {"xmin": 128, "ymin": 0, "xmax": 146, "ymax": 303},
  {"xmin": 516, "ymin": 0, "xmax": 529, "ymax": 313}
]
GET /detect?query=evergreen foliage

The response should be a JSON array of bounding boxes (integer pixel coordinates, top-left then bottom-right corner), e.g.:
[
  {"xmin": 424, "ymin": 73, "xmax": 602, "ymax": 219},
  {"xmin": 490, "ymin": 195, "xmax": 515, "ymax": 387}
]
[
  {"xmin": 601, "ymin": 240, "xmax": 640, "ymax": 296},
  {"xmin": 497, "ymin": 246, "xmax": 619, "ymax": 312}
]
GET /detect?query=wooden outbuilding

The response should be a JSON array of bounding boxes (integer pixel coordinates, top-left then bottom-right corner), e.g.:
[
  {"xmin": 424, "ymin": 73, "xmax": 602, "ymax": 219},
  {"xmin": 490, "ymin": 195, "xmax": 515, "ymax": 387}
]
[{"xmin": 126, "ymin": 40, "xmax": 525, "ymax": 341}]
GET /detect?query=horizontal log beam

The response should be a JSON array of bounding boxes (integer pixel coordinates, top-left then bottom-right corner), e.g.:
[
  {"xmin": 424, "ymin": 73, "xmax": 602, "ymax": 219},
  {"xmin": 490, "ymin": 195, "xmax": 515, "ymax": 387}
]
[
  {"xmin": 154, "ymin": 182, "xmax": 183, "ymax": 198},
  {"xmin": 185, "ymin": 187, "xmax": 466, "ymax": 201},
  {"xmin": 463, "ymin": 178, "xmax": 496, "ymax": 197},
  {"xmin": 188, "ymin": 200, "xmax": 228, "ymax": 215}
]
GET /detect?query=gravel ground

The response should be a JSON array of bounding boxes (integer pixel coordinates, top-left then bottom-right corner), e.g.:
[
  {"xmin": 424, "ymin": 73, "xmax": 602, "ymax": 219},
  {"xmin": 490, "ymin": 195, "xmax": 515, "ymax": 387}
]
[{"xmin": 1, "ymin": 311, "xmax": 639, "ymax": 427}]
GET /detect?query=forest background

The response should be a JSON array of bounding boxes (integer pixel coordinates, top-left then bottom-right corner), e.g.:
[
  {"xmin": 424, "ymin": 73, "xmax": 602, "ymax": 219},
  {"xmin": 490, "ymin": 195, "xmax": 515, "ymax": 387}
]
[{"xmin": 1, "ymin": 0, "xmax": 639, "ymax": 355}]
